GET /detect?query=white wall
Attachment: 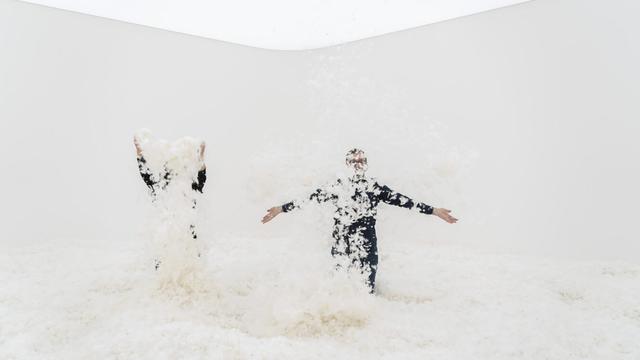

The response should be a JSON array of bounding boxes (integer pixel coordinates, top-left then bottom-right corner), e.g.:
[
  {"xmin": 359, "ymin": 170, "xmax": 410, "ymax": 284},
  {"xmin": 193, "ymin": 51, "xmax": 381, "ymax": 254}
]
[{"xmin": 1, "ymin": 0, "xmax": 639, "ymax": 262}]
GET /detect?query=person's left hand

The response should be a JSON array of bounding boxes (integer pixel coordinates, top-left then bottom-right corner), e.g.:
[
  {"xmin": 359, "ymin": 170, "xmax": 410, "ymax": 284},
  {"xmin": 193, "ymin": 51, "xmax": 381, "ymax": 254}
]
[
  {"xmin": 198, "ymin": 142, "xmax": 206, "ymax": 169},
  {"xmin": 433, "ymin": 208, "xmax": 458, "ymax": 223},
  {"xmin": 199, "ymin": 142, "xmax": 206, "ymax": 159}
]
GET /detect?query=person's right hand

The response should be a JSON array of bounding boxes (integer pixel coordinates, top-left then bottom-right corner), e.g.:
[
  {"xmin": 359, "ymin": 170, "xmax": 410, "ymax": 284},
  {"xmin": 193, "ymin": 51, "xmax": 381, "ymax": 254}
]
[
  {"xmin": 261, "ymin": 206, "xmax": 282, "ymax": 224},
  {"xmin": 133, "ymin": 135, "xmax": 143, "ymax": 157}
]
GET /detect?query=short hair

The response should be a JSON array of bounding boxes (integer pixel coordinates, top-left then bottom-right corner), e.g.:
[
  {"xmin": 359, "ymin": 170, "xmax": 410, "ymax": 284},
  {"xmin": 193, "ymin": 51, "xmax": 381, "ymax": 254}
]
[{"xmin": 345, "ymin": 148, "xmax": 365, "ymax": 163}]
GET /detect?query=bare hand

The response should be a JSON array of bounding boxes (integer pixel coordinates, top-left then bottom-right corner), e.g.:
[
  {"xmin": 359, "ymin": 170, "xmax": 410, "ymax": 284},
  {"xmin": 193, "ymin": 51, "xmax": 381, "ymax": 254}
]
[
  {"xmin": 261, "ymin": 206, "xmax": 282, "ymax": 224},
  {"xmin": 199, "ymin": 142, "xmax": 206, "ymax": 169},
  {"xmin": 199, "ymin": 142, "xmax": 206, "ymax": 159},
  {"xmin": 433, "ymin": 208, "xmax": 458, "ymax": 224},
  {"xmin": 133, "ymin": 136, "xmax": 142, "ymax": 157}
]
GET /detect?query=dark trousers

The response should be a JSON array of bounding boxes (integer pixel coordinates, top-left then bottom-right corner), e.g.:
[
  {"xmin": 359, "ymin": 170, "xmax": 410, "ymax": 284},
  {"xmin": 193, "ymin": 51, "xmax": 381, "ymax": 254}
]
[{"xmin": 331, "ymin": 217, "xmax": 379, "ymax": 292}]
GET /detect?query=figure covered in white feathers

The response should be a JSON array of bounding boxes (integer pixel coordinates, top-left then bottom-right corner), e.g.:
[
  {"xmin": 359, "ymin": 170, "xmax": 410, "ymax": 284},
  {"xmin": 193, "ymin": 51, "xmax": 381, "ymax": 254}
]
[
  {"xmin": 133, "ymin": 129, "xmax": 207, "ymax": 271},
  {"xmin": 262, "ymin": 148, "xmax": 458, "ymax": 293}
]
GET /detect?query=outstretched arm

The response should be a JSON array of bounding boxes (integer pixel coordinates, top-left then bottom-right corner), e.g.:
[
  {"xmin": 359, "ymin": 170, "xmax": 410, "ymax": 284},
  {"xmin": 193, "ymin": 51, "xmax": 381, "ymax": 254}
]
[
  {"xmin": 375, "ymin": 182, "xmax": 458, "ymax": 223},
  {"xmin": 262, "ymin": 183, "xmax": 336, "ymax": 224}
]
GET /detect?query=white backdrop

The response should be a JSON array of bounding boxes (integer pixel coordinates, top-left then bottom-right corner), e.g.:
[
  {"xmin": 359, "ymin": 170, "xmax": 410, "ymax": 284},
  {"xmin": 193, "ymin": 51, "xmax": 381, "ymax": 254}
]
[
  {"xmin": 17, "ymin": 0, "xmax": 533, "ymax": 50},
  {"xmin": 1, "ymin": 0, "xmax": 639, "ymax": 262}
]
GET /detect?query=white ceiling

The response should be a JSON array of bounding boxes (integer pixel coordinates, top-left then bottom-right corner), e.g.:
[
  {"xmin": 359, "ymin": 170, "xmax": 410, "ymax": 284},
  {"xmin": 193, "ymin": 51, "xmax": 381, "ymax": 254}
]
[{"xmin": 20, "ymin": 0, "xmax": 533, "ymax": 50}]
